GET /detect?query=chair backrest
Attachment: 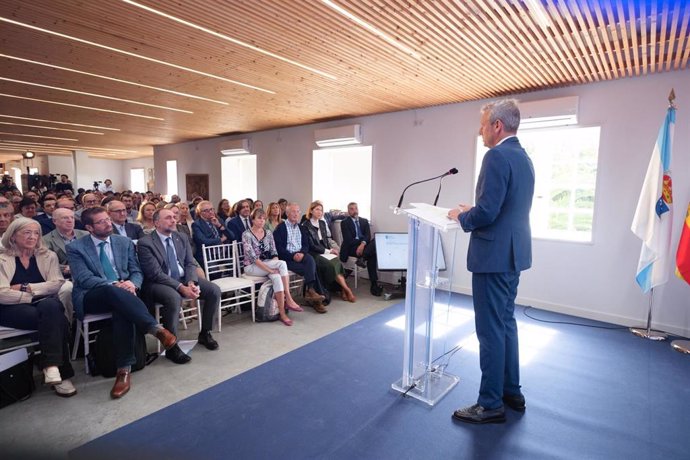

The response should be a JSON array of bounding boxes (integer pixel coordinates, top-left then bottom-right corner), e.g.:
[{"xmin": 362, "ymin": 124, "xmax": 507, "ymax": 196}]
[
  {"xmin": 202, "ymin": 243, "xmax": 238, "ymax": 280},
  {"xmin": 330, "ymin": 219, "xmax": 344, "ymax": 246},
  {"xmin": 233, "ymin": 240, "xmax": 248, "ymax": 275}
]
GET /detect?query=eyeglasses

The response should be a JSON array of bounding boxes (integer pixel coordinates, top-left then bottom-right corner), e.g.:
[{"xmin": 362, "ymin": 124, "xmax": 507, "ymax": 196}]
[
  {"xmin": 200, "ymin": 208, "xmax": 213, "ymax": 213},
  {"xmin": 92, "ymin": 218, "xmax": 112, "ymax": 226},
  {"xmin": 110, "ymin": 209, "xmax": 127, "ymax": 213}
]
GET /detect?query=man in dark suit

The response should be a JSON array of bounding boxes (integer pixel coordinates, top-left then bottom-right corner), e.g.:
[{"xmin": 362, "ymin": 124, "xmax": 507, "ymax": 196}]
[
  {"xmin": 225, "ymin": 199, "xmax": 251, "ymax": 243},
  {"xmin": 35, "ymin": 196, "xmax": 57, "ymax": 235},
  {"xmin": 274, "ymin": 203, "xmax": 327, "ymax": 313},
  {"xmin": 448, "ymin": 99, "xmax": 535, "ymax": 424},
  {"xmin": 138, "ymin": 209, "xmax": 221, "ymax": 363},
  {"xmin": 339, "ymin": 202, "xmax": 382, "ymax": 296},
  {"xmin": 107, "ymin": 200, "xmax": 145, "ymax": 241},
  {"xmin": 191, "ymin": 200, "xmax": 229, "ymax": 264},
  {"xmin": 67, "ymin": 207, "xmax": 178, "ymax": 399}
]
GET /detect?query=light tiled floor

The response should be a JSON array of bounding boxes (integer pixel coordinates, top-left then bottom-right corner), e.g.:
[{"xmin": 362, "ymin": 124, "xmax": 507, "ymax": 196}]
[{"xmin": 0, "ymin": 281, "xmax": 396, "ymax": 459}]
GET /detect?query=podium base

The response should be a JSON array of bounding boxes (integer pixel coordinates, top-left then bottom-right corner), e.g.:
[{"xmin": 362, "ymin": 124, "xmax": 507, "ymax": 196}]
[
  {"xmin": 630, "ymin": 327, "xmax": 667, "ymax": 341},
  {"xmin": 392, "ymin": 370, "xmax": 459, "ymax": 406},
  {"xmin": 671, "ymin": 340, "xmax": 690, "ymax": 354}
]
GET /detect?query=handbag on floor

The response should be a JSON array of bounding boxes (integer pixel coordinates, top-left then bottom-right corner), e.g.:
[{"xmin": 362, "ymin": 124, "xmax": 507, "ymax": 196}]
[
  {"xmin": 256, "ymin": 281, "xmax": 281, "ymax": 322},
  {"xmin": 88, "ymin": 324, "xmax": 148, "ymax": 377},
  {"xmin": 0, "ymin": 348, "xmax": 35, "ymax": 409}
]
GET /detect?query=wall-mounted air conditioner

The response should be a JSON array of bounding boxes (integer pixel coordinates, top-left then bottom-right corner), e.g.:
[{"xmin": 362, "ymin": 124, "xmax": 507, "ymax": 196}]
[
  {"xmin": 520, "ymin": 96, "xmax": 579, "ymax": 129},
  {"xmin": 314, "ymin": 124, "xmax": 362, "ymax": 148},
  {"xmin": 220, "ymin": 138, "xmax": 250, "ymax": 155}
]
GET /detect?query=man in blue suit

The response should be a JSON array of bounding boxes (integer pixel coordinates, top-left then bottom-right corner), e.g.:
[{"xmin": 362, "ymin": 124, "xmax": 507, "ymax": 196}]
[
  {"xmin": 191, "ymin": 200, "xmax": 229, "ymax": 264},
  {"xmin": 67, "ymin": 207, "xmax": 177, "ymax": 399},
  {"xmin": 448, "ymin": 99, "xmax": 535, "ymax": 424},
  {"xmin": 225, "ymin": 199, "xmax": 251, "ymax": 243}
]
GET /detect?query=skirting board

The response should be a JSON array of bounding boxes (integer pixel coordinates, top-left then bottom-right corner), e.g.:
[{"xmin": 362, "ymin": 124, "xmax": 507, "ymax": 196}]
[{"xmin": 450, "ymin": 284, "xmax": 690, "ymax": 339}]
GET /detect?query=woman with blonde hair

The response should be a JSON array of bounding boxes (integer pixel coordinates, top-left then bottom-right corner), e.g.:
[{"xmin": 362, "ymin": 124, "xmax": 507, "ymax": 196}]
[
  {"xmin": 302, "ymin": 201, "xmax": 355, "ymax": 302},
  {"xmin": 217, "ymin": 199, "xmax": 232, "ymax": 222},
  {"xmin": 136, "ymin": 201, "xmax": 156, "ymax": 234},
  {"xmin": 0, "ymin": 218, "xmax": 76, "ymax": 397},
  {"xmin": 264, "ymin": 202, "xmax": 283, "ymax": 232}
]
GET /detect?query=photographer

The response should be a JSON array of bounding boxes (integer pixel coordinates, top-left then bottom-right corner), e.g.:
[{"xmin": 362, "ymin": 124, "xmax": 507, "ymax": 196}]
[{"xmin": 54, "ymin": 175, "xmax": 73, "ymax": 194}]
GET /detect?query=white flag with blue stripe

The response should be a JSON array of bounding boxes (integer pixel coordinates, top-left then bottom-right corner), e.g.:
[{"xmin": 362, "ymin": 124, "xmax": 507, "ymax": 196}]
[{"xmin": 631, "ymin": 105, "xmax": 675, "ymax": 293}]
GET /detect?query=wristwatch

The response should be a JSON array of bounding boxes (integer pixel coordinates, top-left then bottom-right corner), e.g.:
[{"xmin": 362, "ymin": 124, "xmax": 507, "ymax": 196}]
[{"xmin": 20, "ymin": 283, "xmax": 29, "ymax": 292}]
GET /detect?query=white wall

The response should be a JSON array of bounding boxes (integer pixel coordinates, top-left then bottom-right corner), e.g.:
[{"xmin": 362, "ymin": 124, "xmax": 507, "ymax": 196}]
[
  {"xmin": 121, "ymin": 157, "xmax": 154, "ymax": 192},
  {"xmin": 46, "ymin": 154, "xmax": 153, "ymax": 193},
  {"xmin": 47, "ymin": 155, "xmax": 75, "ymax": 180},
  {"xmin": 154, "ymin": 70, "xmax": 690, "ymax": 336}
]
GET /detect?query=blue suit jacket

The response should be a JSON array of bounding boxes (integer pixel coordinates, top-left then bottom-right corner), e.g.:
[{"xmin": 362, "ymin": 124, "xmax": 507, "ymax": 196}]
[
  {"xmin": 67, "ymin": 233, "xmax": 143, "ymax": 320},
  {"xmin": 459, "ymin": 136, "xmax": 534, "ymax": 273},
  {"xmin": 273, "ymin": 221, "xmax": 309, "ymax": 261},
  {"xmin": 225, "ymin": 216, "xmax": 248, "ymax": 243},
  {"xmin": 192, "ymin": 218, "xmax": 225, "ymax": 264}
]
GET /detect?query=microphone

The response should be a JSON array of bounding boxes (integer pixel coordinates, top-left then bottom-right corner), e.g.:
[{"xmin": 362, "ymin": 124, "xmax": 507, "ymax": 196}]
[
  {"xmin": 433, "ymin": 168, "xmax": 459, "ymax": 206},
  {"xmin": 397, "ymin": 168, "xmax": 459, "ymax": 208}
]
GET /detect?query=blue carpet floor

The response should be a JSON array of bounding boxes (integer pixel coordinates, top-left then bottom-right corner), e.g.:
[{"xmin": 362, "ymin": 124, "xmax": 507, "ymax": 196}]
[{"xmin": 70, "ymin": 295, "xmax": 690, "ymax": 459}]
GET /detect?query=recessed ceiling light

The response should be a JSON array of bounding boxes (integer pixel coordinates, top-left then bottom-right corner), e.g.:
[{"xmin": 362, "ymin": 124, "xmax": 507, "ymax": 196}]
[
  {"xmin": 0, "ymin": 93, "xmax": 165, "ymax": 120},
  {"xmin": 0, "ymin": 122, "xmax": 104, "ymax": 135},
  {"xmin": 0, "ymin": 54, "xmax": 229, "ymax": 106},
  {"xmin": 320, "ymin": 0, "xmax": 421, "ymax": 58},
  {"xmin": 23, "ymin": 151, "xmax": 35, "ymax": 159},
  {"xmin": 0, "ymin": 131, "xmax": 78, "ymax": 141},
  {"xmin": 0, "ymin": 139, "xmax": 138, "ymax": 153},
  {"xmin": 0, "ymin": 16, "xmax": 276, "ymax": 94},
  {"xmin": 122, "ymin": 0, "xmax": 337, "ymax": 81},
  {"xmin": 0, "ymin": 114, "xmax": 120, "ymax": 131},
  {"xmin": 0, "ymin": 77, "xmax": 193, "ymax": 114}
]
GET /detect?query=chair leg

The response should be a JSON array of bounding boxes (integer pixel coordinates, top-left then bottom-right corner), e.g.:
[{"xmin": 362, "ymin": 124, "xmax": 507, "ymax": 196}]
[
  {"xmin": 354, "ymin": 267, "xmax": 359, "ymax": 289},
  {"xmin": 251, "ymin": 285, "xmax": 256, "ymax": 323},
  {"xmin": 83, "ymin": 321, "xmax": 90, "ymax": 375},
  {"xmin": 71, "ymin": 319, "xmax": 82, "ymax": 361},
  {"xmin": 196, "ymin": 300, "xmax": 202, "ymax": 332}
]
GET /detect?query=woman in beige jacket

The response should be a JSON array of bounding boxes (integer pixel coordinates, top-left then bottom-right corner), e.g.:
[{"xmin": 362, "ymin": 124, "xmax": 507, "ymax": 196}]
[{"xmin": 0, "ymin": 217, "xmax": 76, "ymax": 397}]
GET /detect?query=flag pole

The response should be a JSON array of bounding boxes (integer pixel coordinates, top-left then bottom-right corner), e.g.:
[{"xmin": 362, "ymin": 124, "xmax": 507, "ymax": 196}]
[{"xmin": 630, "ymin": 287, "xmax": 668, "ymax": 340}]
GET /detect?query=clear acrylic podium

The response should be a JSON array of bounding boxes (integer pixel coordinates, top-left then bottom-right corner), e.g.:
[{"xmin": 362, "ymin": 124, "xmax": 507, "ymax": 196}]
[{"xmin": 391, "ymin": 203, "xmax": 460, "ymax": 406}]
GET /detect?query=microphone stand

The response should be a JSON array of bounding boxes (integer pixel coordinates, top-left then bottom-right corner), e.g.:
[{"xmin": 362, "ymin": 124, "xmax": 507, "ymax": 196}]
[
  {"xmin": 433, "ymin": 176, "xmax": 447, "ymax": 206},
  {"xmin": 397, "ymin": 172, "xmax": 447, "ymax": 209}
]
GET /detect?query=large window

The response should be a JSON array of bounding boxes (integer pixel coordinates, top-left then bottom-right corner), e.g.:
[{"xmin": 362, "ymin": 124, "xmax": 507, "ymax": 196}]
[
  {"xmin": 130, "ymin": 168, "xmax": 146, "ymax": 193},
  {"xmin": 475, "ymin": 126, "xmax": 600, "ymax": 242},
  {"xmin": 312, "ymin": 145, "xmax": 372, "ymax": 218},
  {"xmin": 221, "ymin": 155, "xmax": 257, "ymax": 204}
]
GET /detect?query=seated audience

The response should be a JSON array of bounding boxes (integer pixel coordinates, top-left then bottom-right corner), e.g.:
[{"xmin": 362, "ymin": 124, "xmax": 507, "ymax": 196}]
[
  {"xmin": 340, "ymin": 202, "xmax": 382, "ymax": 296},
  {"xmin": 225, "ymin": 199, "xmax": 252, "ymax": 243},
  {"xmin": 138, "ymin": 209, "xmax": 220, "ymax": 362},
  {"xmin": 136, "ymin": 201, "xmax": 156, "ymax": 234},
  {"xmin": 56, "ymin": 197, "xmax": 85, "ymax": 230},
  {"xmin": 0, "ymin": 218, "xmax": 75, "ymax": 397},
  {"xmin": 120, "ymin": 192, "xmax": 138, "ymax": 223},
  {"xmin": 303, "ymin": 201, "xmax": 355, "ymax": 302},
  {"xmin": 253, "ymin": 200, "xmax": 264, "ymax": 211},
  {"xmin": 278, "ymin": 198, "xmax": 288, "ymax": 219},
  {"xmin": 191, "ymin": 200, "xmax": 228, "ymax": 264},
  {"xmin": 75, "ymin": 193, "xmax": 99, "ymax": 218},
  {"xmin": 54, "ymin": 174, "xmax": 73, "ymax": 194},
  {"xmin": 273, "ymin": 203, "xmax": 327, "ymax": 313},
  {"xmin": 175, "ymin": 201, "xmax": 195, "ymax": 249},
  {"xmin": 67, "ymin": 207, "xmax": 177, "ymax": 399},
  {"xmin": 264, "ymin": 202, "xmax": 283, "ymax": 232},
  {"xmin": 18, "ymin": 197, "xmax": 38, "ymax": 219},
  {"xmin": 242, "ymin": 209, "xmax": 303, "ymax": 326},
  {"xmin": 108, "ymin": 200, "xmax": 144, "ymax": 241}
]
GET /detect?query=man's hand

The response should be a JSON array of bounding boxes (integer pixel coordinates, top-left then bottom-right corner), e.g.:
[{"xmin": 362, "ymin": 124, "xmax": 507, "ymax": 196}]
[
  {"xmin": 179, "ymin": 284, "xmax": 200, "ymax": 300},
  {"xmin": 293, "ymin": 252, "xmax": 304, "ymax": 262},
  {"xmin": 115, "ymin": 280, "xmax": 137, "ymax": 294},
  {"xmin": 355, "ymin": 242, "xmax": 365, "ymax": 257},
  {"xmin": 448, "ymin": 204, "xmax": 472, "ymax": 220}
]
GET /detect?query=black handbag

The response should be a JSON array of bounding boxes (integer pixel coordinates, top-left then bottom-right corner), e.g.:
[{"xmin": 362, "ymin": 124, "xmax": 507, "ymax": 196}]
[{"xmin": 0, "ymin": 350, "xmax": 35, "ymax": 409}]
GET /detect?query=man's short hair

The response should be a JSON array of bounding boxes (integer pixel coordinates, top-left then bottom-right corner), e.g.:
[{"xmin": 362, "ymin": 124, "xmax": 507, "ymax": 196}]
[
  {"xmin": 347, "ymin": 202, "xmax": 358, "ymax": 208},
  {"xmin": 81, "ymin": 206, "xmax": 107, "ymax": 226},
  {"xmin": 481, "ymin": 99, "xmax": 521, "ymax": 132},
  {"xmin": 278, "ymin": 198, "xmax": 287, "ymax": 205},
  {"xmin": 19, "ymin": 197, "xmax": 36, "ymax": 210}
]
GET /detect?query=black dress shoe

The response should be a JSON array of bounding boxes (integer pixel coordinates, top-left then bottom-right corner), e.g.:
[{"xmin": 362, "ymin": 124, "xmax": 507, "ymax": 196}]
[
  {"xmin": 355, "ymin": 257, "xmax": 367, "ymax": 268},
  {"xmin": 198, "ymin": 330, "xmax": 219, "ymax": 350},
  {"xmin": 370, "ymin": 284, "xmax": 383, "ymax": 296},
  {"xmin": 502, "ymin": 393, "xmax": 526, "ymax": 412},
  {"xmin": 165, "ymin": 344, "xmax": 191, "ymax": 364},
  {"xmin": 452, "ymin": 404, "xmax": 506, "ymax": 424}
]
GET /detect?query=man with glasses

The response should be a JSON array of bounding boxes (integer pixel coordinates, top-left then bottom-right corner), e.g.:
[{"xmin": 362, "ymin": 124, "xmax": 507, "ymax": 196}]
[
  {"xmin": 107, "ymin": 200, "xmax": 144, "ymax": 242},
  {"xmin": 192, "ymin": 200, "xmax": 228, "ymax": 264},
  {"xmin": 120, "ymin": 193, "xmax": 138, "ymax": 223},
  {"xmin": 75, "ymin": 193, "xmax": 99, "ymax": 218},
  {"xmin": 0, "ymin": 202, "xmax": 14, "ymax": 245},
  {"xmin": 67, "ymin": 207, "xmax": 178, "ymax": 399},
  {"xmin": 225, "ymin": 199, "xmax": 251, "ymax": 243}
]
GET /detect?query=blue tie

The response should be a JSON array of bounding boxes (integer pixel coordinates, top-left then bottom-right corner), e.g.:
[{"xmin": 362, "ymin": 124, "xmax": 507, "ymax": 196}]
[
  {"xmin": 166, "ymin": 237, "xmax": 181, "ymax": 280},
  {"xmin": 98, "ymin": 241, "xmax": 119, "ymax": 282},
  {"xmin": 208, "ymin": 220, "xmax": 219, "ymax": 238},
  {"xmin": 354, "ymin": 218, "xmax": 362, "ymax": 240}
]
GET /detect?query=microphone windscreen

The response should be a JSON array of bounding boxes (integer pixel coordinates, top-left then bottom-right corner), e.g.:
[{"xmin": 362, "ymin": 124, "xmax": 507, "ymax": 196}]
[{"xmin": 449, "ymin": 168, "xmax": 459, "ymax": 175}]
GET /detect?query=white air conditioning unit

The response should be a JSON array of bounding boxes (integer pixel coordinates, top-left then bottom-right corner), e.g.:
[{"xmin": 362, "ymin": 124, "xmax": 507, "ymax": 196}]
[
  {"xmin": 220, "ymin": 138, "xmax": 250, "ymax": 155},
  {"xmin": 519, "ymin": 96, "xmax": 578, "ymax": 129},
  {"xmin": 314, "ymin": 124, "xmax": 362, "ymax": 148}
]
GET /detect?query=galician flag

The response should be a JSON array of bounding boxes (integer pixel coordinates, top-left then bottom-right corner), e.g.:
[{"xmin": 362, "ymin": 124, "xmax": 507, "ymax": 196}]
[{"xmin": 631, "ymin": 102, "xmax": 675, "ymax": 293}]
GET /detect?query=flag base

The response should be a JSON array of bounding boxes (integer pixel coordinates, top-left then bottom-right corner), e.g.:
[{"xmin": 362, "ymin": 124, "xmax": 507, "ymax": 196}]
[
  {"xmin": 671, "ymin": 340, "xmax": 690, "ymax": 354},
  {"xmin": 630, "ymin": 327, "xmax": 667, "ymax": 341}
]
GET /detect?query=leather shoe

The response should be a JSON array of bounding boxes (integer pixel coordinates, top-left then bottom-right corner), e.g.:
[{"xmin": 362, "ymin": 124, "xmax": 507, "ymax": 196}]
[
  {"xmin": 154, "ymin": 327, "xmax": 177, "ymax": 350},
  {"xmin": 197, "ymin": 330, "xmax": 219, "ymax": 350},
  {"xmin": 312, "ymin": 301, "xmax": 327, "ymax": 314},
  {"xmin": 165, "ymin": 344, "xmax": 191, "ymax": 364},
  {"xmin": 305, "ymin": 287, "xmax": 326, "ymax": 302},
  {"xmin": 370, "ymin": 284, "xmax": 383, "ymax": 296},
  {"xmin": 503, "ymin": 393, "xmax": 526, "ymax": 412},
  {"xmin": 452, "ymin": 404, "xmax": 505, "ymax": 424},
  {"xmin": 355, "ymin": 257, "xmax": 367, "ymax": 268},
  {"xmin": 110, "ymin": 369, "xmax": 131, "ymax": 399}
]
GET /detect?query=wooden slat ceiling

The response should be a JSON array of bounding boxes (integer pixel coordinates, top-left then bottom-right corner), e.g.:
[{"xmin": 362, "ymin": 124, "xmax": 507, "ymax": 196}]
[{"xmin": 0, "ymin": 0, "xmax": 688, "ymax": 160}]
